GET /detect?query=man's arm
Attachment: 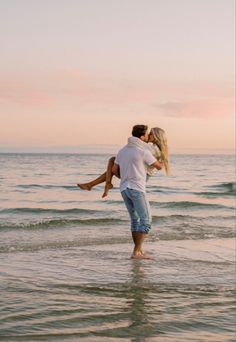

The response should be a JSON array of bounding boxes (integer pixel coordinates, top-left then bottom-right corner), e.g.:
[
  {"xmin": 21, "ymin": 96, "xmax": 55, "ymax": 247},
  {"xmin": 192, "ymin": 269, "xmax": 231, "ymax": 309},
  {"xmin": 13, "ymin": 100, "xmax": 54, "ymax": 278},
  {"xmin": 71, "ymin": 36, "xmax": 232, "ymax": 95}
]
[
  {"xmin": 112, "ymin": 162, "xmax": 120, "ymax": 178},
  {"xmin": 150, "ymin": 159, "xmax": 163, "ymax": 170}
]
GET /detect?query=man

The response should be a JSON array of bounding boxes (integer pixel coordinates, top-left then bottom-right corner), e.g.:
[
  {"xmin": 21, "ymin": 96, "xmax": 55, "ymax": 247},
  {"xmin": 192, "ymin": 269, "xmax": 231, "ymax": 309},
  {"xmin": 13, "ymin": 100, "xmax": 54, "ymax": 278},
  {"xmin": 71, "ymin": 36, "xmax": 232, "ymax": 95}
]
[{"xmin": 112, "ymin": 125, "xmax": 162, "ymax": 259}]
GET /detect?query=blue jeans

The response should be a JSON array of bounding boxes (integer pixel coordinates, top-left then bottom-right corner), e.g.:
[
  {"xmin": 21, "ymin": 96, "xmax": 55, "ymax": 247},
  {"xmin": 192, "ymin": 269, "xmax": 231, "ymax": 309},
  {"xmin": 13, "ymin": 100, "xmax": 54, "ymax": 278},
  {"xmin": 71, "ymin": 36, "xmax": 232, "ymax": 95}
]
[{"xmin": 121, "ymin": 188, "xmax": 152, "ymax": 234}]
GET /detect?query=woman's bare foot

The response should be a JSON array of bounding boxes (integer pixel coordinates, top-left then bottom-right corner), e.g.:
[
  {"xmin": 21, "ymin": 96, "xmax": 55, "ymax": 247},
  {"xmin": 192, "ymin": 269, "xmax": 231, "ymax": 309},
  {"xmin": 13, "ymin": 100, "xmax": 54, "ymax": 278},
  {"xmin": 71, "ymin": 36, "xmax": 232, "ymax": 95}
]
[
  {"xmin": 102, "ymin": 183, "xmax": 113, "ymax": 198},
  {"xmin": 77, "ymin": 183, "xmax": 92, "ymax": 191}
]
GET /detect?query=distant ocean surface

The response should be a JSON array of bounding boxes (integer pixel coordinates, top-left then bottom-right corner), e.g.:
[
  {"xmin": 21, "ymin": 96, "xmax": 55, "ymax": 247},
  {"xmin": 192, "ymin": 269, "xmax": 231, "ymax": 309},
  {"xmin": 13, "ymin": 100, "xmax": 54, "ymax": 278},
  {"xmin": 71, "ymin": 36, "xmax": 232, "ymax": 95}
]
[{"xmin": 0, "ymin": 152, "xmax": 235, "ymax": 342}]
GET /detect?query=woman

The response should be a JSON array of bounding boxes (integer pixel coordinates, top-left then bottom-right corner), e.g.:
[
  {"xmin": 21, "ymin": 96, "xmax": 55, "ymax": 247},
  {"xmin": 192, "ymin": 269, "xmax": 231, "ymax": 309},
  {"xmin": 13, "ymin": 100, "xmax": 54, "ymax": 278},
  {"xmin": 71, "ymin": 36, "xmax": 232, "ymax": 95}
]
[{"xmin": 77, "ymin": 127, "xmax": 170, "ymax": 197}]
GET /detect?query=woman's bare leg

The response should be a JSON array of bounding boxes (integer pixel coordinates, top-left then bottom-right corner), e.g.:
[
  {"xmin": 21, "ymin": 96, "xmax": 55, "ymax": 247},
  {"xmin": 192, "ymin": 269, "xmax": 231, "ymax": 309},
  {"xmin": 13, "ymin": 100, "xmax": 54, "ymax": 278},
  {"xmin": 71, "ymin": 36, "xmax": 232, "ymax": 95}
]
[
  {"xmin": 77, "ymin": 172, "xmax": 106, "ymax": 190},
  {"xmin": 102, "ymin": 157, "xmax": 116, "ymax": 198},
  {"xmin": 77, "ymin": 156, "xmax": 116, "ymax": 195}
]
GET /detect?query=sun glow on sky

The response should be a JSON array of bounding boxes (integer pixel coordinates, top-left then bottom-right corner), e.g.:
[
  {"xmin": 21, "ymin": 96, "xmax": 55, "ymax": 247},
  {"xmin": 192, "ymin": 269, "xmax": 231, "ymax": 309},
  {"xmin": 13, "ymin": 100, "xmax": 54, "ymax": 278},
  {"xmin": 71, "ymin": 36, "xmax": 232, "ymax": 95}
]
[{"xmin": 0, "ymin": 0, "xmax": 235, "ymax": 152}]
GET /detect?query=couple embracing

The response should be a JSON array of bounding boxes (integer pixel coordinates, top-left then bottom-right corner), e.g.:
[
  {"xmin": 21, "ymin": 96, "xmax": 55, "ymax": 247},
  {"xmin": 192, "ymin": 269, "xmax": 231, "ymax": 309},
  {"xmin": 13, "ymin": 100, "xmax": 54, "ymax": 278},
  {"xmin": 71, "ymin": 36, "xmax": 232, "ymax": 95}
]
[{"xmin": 78, "ymin": 125, "xmax": 170, "ymax": 259}]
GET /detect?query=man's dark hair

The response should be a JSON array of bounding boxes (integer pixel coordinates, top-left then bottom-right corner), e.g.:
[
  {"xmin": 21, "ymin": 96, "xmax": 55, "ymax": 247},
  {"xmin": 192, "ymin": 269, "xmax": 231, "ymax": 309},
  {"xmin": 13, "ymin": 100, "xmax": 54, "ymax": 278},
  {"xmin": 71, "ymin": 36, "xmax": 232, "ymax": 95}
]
[{"xmin": 132, "ymin": 125, "xmax": 148, "ymax": 138}]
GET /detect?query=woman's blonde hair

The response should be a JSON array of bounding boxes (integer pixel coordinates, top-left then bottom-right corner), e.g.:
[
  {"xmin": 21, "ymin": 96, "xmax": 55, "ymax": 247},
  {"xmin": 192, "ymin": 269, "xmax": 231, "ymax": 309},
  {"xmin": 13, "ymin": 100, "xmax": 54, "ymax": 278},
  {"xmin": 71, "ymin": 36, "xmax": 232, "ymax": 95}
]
[{"xmin": 151, "ymin": 127, "xmax": 170, "ymax": 175}]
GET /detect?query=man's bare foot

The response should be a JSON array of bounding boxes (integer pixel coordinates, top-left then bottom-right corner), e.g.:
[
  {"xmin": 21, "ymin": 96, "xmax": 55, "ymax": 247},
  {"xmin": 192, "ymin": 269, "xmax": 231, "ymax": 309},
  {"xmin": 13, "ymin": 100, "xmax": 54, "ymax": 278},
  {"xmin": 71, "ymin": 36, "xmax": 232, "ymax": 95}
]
[
  {"xmin": 77, "ymin": 183, "xmax": 92, "ymax": 191},
  {"xmin": 102, "ymin": 183, "xmax": 113, "ymax": 198},
  {"xmin": 131, "ymin": 252, "xmax": 154, "ymax": 260}
]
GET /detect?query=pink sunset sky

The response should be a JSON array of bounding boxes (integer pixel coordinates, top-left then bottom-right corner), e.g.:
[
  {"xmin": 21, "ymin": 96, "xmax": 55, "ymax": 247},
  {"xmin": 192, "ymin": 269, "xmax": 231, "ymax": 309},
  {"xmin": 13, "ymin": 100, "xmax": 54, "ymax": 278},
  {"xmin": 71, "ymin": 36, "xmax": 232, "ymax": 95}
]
[{"xmin": 0, "ymin": 0, "xmax": 235, "ymax": 153}]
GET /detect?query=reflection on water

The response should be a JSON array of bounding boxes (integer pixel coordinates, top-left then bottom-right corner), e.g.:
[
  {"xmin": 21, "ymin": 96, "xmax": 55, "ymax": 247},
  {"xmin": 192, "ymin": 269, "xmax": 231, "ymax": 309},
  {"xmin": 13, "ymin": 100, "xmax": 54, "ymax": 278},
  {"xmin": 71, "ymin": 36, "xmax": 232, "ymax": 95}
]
[
  {"xmin": 128, "ymin": 261, "xmax": 150, "ymax": 342},
  {"xmin": 129, "ymin": 260, "xmax": 160, "ymax": 342}
]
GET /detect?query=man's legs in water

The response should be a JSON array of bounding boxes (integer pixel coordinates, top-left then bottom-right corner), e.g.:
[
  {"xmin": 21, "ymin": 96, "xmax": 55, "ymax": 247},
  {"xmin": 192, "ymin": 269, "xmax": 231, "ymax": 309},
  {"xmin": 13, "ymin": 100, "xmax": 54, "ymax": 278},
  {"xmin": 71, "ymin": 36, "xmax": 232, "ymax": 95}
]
[{"xmin": 121, "ymin": 188, "xmax": 152, "ymax": 259}]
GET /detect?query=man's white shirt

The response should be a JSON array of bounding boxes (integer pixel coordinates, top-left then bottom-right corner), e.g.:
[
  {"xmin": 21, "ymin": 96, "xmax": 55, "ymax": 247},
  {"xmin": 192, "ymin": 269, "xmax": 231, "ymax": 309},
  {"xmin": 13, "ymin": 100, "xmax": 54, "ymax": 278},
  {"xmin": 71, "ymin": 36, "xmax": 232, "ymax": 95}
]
[{"xmin": 115, "ymin": 138, "xmax": 156, "ymax": 193}]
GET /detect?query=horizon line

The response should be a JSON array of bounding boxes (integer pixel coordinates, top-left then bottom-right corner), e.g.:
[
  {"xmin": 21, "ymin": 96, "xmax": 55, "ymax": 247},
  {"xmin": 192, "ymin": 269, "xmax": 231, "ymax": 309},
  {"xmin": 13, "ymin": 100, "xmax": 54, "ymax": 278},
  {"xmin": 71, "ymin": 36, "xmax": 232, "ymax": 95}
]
[{"xmin": 0, "ymin": 144, "xmax": 235, "ymax": 155}]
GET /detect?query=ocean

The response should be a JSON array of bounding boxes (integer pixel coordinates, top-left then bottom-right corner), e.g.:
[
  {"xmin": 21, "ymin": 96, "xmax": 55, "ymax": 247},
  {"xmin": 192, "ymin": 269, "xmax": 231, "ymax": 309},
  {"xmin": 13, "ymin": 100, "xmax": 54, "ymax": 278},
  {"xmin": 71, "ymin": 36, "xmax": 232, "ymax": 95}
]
[{"xmin": 0, "ymin": 152, "xmax": 235, "ymax": 342}]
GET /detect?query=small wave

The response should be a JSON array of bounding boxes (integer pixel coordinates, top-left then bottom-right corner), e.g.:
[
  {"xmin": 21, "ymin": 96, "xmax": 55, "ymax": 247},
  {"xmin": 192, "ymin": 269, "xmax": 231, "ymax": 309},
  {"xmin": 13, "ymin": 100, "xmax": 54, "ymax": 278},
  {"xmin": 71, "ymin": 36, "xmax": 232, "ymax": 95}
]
[
  {"xmin": 208, "ymin": 182, "xmax": 236, "ymax": 193},
  {"xmin": 17, "ymin": 184, "xmax": 79, "ymax": 191},
  {"xmin": 195, "ymin": 191, "xmax": 235, "ymax": 198},
  {"xmin": 0, "ymin": 217, "xmax": 126, "ymax": 230},
  {"xmin": 150, "ymin": 201, "xmax": 233, "ymax": 210},
  {"xmin": 195, "ymin": 182, "xmax": 236, "ymax": 198},
  {"xmin": 0, "ymin": 207, "xmax": 100, "ymax": 215},
  {"xmin": 148, "ymin": 186, "xmax": 188, "ymax": 194},
  {"xmin": 0, "ymin": 236, "xmax": 130, "ymax": 253},
  {"xmin": 152, "ymin": 214, "xmax": 235, "ymax": 222}
]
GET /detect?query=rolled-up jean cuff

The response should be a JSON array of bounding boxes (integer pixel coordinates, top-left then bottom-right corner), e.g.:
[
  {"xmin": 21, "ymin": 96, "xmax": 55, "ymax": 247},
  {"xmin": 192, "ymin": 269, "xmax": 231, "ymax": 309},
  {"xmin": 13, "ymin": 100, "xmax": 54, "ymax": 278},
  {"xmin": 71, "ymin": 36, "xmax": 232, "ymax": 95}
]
[{"xmin": 131, "ymin": 225, "xmax": 151, "ymax": 234}]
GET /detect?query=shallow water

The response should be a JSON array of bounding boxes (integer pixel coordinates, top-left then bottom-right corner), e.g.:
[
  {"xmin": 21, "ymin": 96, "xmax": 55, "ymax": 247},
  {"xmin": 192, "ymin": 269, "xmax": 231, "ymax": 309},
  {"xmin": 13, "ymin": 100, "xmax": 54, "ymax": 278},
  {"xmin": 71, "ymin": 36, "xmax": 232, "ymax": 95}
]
[{"xmin": 0, "ymin": 153, "xmax": 235, "ymax": 341}]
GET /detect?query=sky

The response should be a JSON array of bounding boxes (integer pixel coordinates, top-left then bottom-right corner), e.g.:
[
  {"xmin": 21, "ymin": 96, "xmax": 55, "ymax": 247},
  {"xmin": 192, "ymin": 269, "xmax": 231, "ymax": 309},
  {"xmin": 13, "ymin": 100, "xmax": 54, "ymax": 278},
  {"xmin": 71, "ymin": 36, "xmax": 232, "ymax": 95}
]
[{"xmin": 0, "ymin": 0, "xmax": 235, "ymax": 153}]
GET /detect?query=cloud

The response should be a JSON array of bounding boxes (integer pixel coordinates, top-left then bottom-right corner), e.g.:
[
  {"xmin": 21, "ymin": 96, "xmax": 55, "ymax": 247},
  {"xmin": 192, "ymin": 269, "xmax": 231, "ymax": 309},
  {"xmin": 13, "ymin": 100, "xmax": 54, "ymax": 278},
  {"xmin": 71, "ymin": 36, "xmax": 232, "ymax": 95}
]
[
  {"xmin": 156, "ymin": 100, "xmax": 234, "ymax": 119},
  {"xmin": 0, "ymin": 75, "xmax": 55, "ymax": 108},
  {"xmin": 0, "ymin": 68, "xmax": 234, "ymax": 119}
]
